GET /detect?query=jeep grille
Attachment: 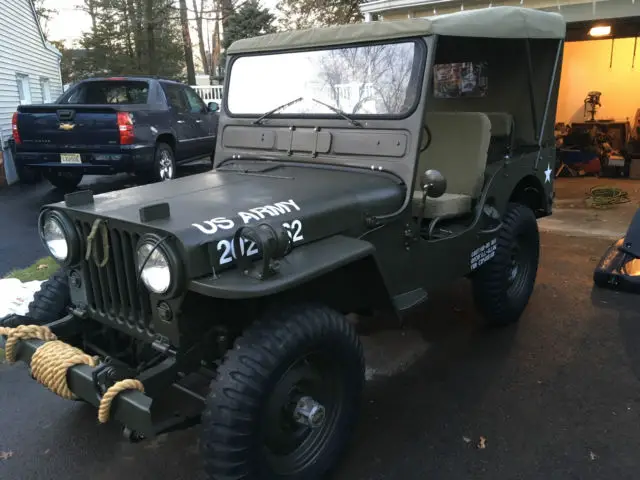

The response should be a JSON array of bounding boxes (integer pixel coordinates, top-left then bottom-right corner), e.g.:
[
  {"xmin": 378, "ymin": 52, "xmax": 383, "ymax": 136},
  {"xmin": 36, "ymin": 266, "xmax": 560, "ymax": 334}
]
[{"xmin": 77, "ymin": 221, "xmax": 154, "ymax": 337}]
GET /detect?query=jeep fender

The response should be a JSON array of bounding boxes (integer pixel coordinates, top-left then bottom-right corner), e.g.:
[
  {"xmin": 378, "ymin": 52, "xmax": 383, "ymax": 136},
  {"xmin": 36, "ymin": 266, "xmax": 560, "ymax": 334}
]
[
  {"xmin": 507, "ymin": 174, "xmax": 551, "ymax": 217},
  {"xmin": 188, "ymin": 235, "xmax": 395, "ymax": 314},
  {"xmin": 486, "ymin": 170, "xmax": 550, "ymax": 218}
]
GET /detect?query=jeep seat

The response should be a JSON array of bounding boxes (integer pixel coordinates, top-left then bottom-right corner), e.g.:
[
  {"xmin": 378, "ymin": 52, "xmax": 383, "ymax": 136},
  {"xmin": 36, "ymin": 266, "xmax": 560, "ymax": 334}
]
[
  {"xmin": 486, "ymin": 112, "xmax": 515, "ymax": 161},
  {"xmin": 413, "ymin": 111, "xmax": 491, "ymax": 218}
]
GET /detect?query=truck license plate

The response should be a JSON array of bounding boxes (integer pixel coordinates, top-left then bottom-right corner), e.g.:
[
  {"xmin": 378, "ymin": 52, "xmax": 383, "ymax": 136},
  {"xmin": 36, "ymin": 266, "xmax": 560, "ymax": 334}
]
[{"xmin": 60, "ymin": 153, "xmax": 81, "ymax": 164}]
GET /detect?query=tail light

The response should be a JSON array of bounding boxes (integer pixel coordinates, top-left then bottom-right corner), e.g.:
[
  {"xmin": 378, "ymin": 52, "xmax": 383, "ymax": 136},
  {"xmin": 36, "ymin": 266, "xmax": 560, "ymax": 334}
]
[
  {"xmin": 117, "ymin": 112, "xmax": 134, "ymax": 145},
  {"xmin": 12, "ymin": 111, "xmax": 21, "ymax": 145}
]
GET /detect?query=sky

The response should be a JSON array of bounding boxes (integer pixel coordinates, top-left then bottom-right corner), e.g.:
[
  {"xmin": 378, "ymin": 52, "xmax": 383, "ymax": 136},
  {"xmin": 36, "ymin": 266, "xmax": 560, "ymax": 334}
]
[{"xmin": 43, "ymin": 0, "xmax": 280, "ymax": 48}]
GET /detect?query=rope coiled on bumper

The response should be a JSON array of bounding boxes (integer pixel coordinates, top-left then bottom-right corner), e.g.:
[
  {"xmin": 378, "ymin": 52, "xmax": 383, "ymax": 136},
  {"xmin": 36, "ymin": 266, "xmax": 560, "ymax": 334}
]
[{"xmin": 0, "ymin": 325, "xmax": 144, "ymax": 424}]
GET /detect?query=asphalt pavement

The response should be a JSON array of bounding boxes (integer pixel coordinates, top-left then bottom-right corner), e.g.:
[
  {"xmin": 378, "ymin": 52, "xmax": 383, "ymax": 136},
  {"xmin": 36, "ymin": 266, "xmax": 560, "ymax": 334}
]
[
  {"xmin": 0, "ymin": 163, "xmax": 211, "ymax": 277},
  {"xmin": 2, "ymin": 232, "xmax": 639, "ymax": 479}
]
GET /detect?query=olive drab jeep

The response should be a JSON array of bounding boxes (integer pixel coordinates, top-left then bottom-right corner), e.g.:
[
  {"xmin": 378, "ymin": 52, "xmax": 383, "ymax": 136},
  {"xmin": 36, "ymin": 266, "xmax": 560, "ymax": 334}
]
[{"xmin": 0, "ymin": 7, "xmax": 565, "ymax": 480}]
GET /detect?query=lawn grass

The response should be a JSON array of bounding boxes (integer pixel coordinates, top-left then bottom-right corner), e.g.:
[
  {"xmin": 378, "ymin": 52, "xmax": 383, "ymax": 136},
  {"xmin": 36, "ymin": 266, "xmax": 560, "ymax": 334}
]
[{"xmin": 5, "ymin": 256, "xmax": 58, "ymax": 282}]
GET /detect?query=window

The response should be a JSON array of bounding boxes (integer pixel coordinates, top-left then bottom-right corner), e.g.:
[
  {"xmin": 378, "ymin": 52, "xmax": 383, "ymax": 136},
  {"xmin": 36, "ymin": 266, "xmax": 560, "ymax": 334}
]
[
  {"xmin": 184, "ymin": 87, "xmax": 206, "ymax": 113},
  {"xmin": 40, "ymin": 78, "xmax": 52, "ymax": 103},
  {"xmin": 227, "ymin": 40, "xmax": 424, "ymax": 117},
  {"xmin": 16, "ymin": 74, "xmax": 31, "ymax": 105},
  {"xmin": 60, "ymin": 80, "xmax": 149, "ymax": 104},
  {"xmin": 162, "ymin": 83, "xmax": 189, "ymax": 113}
]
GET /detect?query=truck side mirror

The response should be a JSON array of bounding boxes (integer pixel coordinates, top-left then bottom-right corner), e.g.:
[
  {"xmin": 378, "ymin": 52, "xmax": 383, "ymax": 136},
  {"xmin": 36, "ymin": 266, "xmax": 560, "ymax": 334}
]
[
  {"xmin": 208, "ymin": 101, "xmax": 219, "ymax": 113},
  {"xmin": 421, "ymin": 169, "xmax": 446, "ymax": 198}
]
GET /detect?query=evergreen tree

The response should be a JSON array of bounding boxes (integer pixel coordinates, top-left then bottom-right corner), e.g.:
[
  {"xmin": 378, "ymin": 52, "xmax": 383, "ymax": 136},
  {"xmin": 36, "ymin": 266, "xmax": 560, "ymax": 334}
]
[
  {"xmin": 76, "ymin": 0, "xmax": 185, "ymax": 81},
  {"xmin": 275, "ymin": 0, "xmax": 362, "ymax": 31},
  {"xmin": 220, "ymin": 0, "xmax": 276, "ymax": 75}
]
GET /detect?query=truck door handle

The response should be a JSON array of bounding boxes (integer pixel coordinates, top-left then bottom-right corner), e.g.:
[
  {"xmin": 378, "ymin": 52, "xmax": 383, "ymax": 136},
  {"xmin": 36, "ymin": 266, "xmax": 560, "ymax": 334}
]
[
  {"xmin": 177, "ymin": 120, "xmax": 185, "ymax": 124},
  {"xmin": 195, "ymin": 119, "xmax": 203, "ymax": 123}
]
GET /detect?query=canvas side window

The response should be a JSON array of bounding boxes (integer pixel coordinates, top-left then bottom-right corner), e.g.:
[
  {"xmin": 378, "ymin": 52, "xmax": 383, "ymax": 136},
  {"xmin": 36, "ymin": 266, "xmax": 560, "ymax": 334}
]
[
  {"xmin": 433, "ymin": 62, "xmax": 488, "ymax": 99},
  {"xmin": 16, "ymin": 74, "xmax": 31, "ymax": 105}
]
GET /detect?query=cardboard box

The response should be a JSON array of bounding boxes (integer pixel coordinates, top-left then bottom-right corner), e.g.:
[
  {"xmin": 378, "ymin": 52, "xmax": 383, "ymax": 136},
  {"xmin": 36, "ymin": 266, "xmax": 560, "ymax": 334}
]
[{"xmin": 629, "ymin": 158, "xmax": 640, "ymax": 179}]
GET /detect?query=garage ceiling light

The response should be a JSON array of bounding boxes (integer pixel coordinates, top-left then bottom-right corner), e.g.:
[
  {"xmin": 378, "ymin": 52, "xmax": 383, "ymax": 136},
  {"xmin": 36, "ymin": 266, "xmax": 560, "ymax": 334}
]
[{"xmin": 589, "ymin": 25, "xmax": 611, "ymax": 37}]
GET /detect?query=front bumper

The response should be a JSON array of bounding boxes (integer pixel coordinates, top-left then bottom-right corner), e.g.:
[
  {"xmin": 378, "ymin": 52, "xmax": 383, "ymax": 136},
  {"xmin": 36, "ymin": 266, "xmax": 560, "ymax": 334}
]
[
  {"xmin": 5, "ymin": 315, "xmax": 202, "ymax": 439},
  {"xmin": 14, "ymin": 334, "xmax": 155, "ymax": 436}
]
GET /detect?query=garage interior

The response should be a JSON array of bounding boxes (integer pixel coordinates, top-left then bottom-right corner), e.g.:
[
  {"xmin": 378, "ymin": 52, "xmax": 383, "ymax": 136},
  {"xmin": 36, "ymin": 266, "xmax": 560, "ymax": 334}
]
[{"xmin": 555, "ymin": 16, "xmax": 640, "ymax": 179}]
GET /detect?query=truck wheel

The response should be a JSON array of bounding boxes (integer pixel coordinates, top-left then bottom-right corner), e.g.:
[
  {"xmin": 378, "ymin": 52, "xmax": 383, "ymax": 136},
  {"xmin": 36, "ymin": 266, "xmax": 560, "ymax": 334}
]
[
  {"xmin": 45, "ymin": 171, "xmax": 83, "ymax": 192},
  {"xmin": 151, "ymin": 143, "xmax": 176, "ymax": 182},
  {"xmin": 201, "ymin": 304, "xmax": 365, "ymax": 480},
  {"xmin": 471, "ymin": 203, "xmax": 540, "ymax": 327}
]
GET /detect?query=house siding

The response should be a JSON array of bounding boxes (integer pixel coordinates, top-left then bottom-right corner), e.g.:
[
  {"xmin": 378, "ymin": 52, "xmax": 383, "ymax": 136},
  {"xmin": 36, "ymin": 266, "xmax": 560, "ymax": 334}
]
[
  {"xmin": 0, "ymin": 0, "xmax": 62, "ymax": 183},
  {"xmin": 370, "ymin": 0, "xmax": 640, "ymax": 23}
]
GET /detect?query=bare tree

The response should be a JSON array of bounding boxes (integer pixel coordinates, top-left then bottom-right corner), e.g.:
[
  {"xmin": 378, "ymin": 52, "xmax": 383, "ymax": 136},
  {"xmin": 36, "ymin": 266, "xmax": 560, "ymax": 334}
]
[
  {"xmin": 179, "ymin": 0, "xmax": 197, "ymax": 84},
  {"xmin": 318, "ymin": 43, "xmax": 415, "ymax": 114},
  {"xmin": 192, "ymin": 0, "xmax": 210, "ymax": 75},
  {"xmin": 145, "ymin": 0, "xmax": 156, "ymax": 74}
]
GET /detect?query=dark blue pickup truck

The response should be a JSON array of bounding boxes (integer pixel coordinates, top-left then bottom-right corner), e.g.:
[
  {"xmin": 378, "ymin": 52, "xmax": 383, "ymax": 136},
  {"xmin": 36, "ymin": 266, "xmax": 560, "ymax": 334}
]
[{"xmin": 12, "ymin": 76, "xmax": 219, "ymax": 191}]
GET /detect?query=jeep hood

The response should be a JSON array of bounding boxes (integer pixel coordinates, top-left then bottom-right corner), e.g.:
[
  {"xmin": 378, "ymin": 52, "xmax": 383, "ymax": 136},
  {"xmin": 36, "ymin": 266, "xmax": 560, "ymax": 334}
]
[{"xmin": 53, "ymin": 161, "xmax": 406, "ymax": 276}]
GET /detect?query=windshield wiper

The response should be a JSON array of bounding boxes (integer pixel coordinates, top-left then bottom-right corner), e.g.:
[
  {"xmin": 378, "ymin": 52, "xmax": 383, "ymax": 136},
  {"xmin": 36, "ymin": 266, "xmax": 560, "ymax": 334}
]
[
  {"xmin": 311, "ymin": 97, "xmax": 363, "ymax": 127},
  {"xmin": 253, "ymin": 96, "xmax": 304, "ymax": 125}
]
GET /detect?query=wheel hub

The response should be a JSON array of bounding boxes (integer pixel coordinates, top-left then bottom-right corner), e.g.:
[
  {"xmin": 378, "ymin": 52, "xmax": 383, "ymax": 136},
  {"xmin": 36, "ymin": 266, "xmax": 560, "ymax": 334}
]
[
  {"xmin": 159, "ymin": 152, "xmax": 173, "ymax": 180},
  {"xmin": 293, "ymin": 396, "xmax": 326, "ymax": 429}
]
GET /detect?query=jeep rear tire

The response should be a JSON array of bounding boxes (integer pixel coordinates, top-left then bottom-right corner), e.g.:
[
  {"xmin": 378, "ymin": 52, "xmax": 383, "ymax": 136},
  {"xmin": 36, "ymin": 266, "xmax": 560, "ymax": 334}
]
[
  {"xmin": 471, "ymin": 203, "xmax": 540, "ymax": 327},
  {"xmin": 201, "ymin": 304, "xmax": 365, "ymax": 480},
  {"xmin": 45, "ymin": 171, "xmax": 83, "ymax": 192}
]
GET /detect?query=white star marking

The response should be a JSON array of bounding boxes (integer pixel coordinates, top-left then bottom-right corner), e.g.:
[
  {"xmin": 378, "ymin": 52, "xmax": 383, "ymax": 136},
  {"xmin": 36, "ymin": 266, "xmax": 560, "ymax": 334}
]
[{"xmin": 544, "ymin": 163, "xmax": 552, "ymax": 183}]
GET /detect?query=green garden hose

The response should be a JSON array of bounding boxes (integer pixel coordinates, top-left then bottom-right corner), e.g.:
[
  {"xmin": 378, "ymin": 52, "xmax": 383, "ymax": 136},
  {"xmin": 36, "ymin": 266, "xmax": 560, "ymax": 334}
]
[{"xmin": 586, "ymin": 185, "xmax": 630, "ymax": 208}]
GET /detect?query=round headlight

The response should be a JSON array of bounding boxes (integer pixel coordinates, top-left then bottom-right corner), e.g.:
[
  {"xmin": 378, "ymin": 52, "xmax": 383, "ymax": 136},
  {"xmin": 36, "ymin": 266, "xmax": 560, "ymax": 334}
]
[
  {"xmin": 137, "ymin": 242, "xmax": 172, "ymax": 294},
  {"xmin": 42, "ymin": 215, "xmax": 69, "ymax": 261}
]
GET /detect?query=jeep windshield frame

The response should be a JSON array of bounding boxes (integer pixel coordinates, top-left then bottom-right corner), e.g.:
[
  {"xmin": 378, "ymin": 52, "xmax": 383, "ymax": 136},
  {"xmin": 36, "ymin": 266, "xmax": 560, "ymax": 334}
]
[{"xmin": 224, "ymin": 38, "xmax": 428, "ymax": 121}]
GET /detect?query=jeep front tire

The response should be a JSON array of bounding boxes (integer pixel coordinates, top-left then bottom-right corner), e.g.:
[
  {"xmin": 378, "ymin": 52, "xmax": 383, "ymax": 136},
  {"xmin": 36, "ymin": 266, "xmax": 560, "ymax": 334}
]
[
  {"xmin": 201, "ymin": 304, "xmax": 365, "ymax": 479},
  {"xmin": 471, "ymin": 202, "xmax": 540, "ymax": 327}
]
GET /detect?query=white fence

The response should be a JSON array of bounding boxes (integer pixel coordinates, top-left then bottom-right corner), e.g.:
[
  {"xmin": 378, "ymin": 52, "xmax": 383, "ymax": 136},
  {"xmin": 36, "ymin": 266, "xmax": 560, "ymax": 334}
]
[
  {"xmin": 191, "ymin": 83, "xmax": 376, "ymax": 113},
  {"xmin": 192, "ymin": 85, "xmax": 224, "ymax": 103}
]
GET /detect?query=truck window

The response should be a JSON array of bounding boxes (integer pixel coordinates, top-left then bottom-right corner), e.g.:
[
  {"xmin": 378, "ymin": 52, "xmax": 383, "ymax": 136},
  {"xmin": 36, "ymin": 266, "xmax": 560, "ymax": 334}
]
[
  {"xmin": 61, "ymin": 81, "xmax": 149, "ymax": 104},
  {"xmin": 162, "ymin": 83, "xmax": 190, "ymax": 113},
  {"xmin": 184, "ymin": 87, "xmax": 206, "ymax": 113}
]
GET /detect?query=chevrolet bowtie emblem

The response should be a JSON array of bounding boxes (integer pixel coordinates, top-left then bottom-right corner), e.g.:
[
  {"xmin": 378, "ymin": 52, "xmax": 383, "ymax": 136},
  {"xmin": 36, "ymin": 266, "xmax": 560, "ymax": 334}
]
[{"xmin": 59, "ymin": 123, "xmax": 75, "ymax": 131}]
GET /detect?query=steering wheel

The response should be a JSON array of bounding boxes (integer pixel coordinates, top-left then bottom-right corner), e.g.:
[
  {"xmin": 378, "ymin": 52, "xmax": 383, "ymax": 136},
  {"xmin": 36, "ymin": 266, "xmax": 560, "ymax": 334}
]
[{"xmin": 420, "ymin": 125, "xmax": 432, "ymax": 153}]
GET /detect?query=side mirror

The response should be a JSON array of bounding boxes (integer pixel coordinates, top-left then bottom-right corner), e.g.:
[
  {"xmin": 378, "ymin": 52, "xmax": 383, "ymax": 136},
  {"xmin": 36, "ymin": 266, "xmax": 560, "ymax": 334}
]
[
  {"xmin": 421, "ymin": 169, "xmax": 446, "ymax": 198},
  {"xmin": 208, "ymin": 101, "xmax": 219, "ymax": 113}
]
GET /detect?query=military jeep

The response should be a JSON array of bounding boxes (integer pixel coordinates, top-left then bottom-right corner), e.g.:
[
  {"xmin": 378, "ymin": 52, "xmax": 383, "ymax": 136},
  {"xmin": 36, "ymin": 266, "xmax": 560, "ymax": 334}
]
[{"xmin": 2, "ymin": 7, "xmax": 565, "ymax": 479}]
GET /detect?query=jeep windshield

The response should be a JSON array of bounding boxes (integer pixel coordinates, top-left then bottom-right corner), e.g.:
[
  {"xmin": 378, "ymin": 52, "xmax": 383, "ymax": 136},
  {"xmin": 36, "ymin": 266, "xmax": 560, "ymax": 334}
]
[{"xmin": 227, "ymin": 40, "xmax": 425, "ymax": 118}]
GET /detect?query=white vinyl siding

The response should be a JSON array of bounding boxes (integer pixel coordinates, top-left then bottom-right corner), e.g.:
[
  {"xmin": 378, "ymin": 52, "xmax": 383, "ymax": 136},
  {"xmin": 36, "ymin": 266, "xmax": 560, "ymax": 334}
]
[{"xmin": 0, "ymin": 0, "xmax": 63, "ymax": 143}]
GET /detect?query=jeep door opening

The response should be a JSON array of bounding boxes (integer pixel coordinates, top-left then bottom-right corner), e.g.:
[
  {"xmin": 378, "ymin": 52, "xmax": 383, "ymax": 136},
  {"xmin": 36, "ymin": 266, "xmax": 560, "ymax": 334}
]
[{"xmin": 1, "ymin": 7, "xmax": 565, "ymax": 480}]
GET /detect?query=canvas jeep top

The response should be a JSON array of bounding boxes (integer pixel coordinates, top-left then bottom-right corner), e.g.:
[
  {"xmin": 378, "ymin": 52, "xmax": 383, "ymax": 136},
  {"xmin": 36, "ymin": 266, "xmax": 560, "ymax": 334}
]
[{"xmin": 1, "ymin": 7, "xmax": 566, "ymax": 480}]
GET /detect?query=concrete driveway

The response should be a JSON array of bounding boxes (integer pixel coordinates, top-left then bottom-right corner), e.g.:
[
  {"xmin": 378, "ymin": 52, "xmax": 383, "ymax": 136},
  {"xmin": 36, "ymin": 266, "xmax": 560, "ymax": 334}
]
[
  {"xmin": 2, "ymin": 232, "xmax": 640, "ymax": 479},
  {"xmin": 0, "ymin": 162, "xmax": 212, "ymax": 277}
]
